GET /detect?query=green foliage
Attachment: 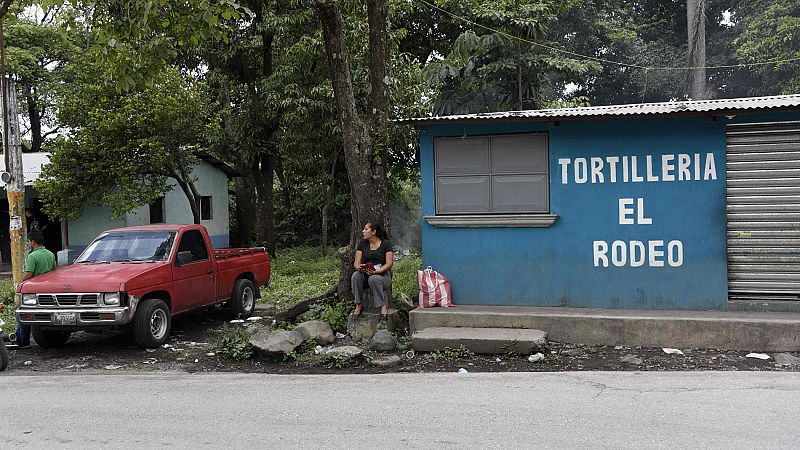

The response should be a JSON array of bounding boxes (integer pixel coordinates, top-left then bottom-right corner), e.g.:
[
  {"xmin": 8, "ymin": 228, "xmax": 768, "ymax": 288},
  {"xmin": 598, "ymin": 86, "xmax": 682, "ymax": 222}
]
[
  {"xmin": 36, "ymin": 0, "xmax": 252, "ymax": 91},
  {"xmin": 307, "ymin": 298, "xmax": 351, "ymax": 332},
  {"xmin": 284, "ymin": 339, "xmax": 319, "ymax": 362},
  {"xmin": 392, "ymin": 255, "xmax": 422, "ymax": 301},
  {"xmin": 0, "ymin": 280, "xmax": 16, "ymax": 335},
  {"xmin": 431, "ymin": 345, "xmax": 476, "ymax": 361},
  {"xmin": 325, "ymin": 352, "xmax": 355, "ymax": 369},
  {"xmin": 423, "ymin": 0, "xmax": 600, "ymax": 113},
  {"xmin": 216, "ymin": 326, "xmax": 255, "ymax": 360},
  {"xmin": 733, "ymin": 0, "xmax": 800, "ymax": 95},
  {"xmin": 36, "ymin": 67, "xmax": 212, "ymax": 221}
]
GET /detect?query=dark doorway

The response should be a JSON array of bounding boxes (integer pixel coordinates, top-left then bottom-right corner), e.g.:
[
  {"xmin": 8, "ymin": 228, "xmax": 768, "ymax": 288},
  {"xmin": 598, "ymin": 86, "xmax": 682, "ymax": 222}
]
[{"xmin": 31, "ymin": 198, "xmax": 62, "ymax": 253}]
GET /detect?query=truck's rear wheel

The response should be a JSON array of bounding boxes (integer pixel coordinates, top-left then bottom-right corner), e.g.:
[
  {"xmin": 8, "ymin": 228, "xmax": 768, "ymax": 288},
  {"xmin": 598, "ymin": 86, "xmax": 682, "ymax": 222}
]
[
  {"xmin": 133, "ymin": 299, "xmax": 171, "ymax": 348},
  {"xmin": 31, "ymin": 327, "xmax": 72, "ymax": 348},
  {"xmin": 229, "ymin": 279, "xmax": 256, "ymax": 319}
]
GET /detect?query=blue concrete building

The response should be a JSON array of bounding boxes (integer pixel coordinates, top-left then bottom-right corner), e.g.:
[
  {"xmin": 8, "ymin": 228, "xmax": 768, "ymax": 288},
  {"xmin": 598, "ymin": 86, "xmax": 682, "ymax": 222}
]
[{"xmin": 400, "ymin": 95, "xmax": 800, "ymax": 311}]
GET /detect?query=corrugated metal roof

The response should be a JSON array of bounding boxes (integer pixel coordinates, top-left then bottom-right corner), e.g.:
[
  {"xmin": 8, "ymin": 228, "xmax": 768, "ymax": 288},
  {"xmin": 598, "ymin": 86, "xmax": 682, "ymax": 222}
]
[
  {"xmin": 397, "ymin": 94, "xmax": 800, "ymax": 125},
  {"xmin": 0, "ymin": 151, "xmax": 238, "ymax": 189},
  {"xmin": 0, "ymin": 152, "xmax": 50, "ymax": 187}
]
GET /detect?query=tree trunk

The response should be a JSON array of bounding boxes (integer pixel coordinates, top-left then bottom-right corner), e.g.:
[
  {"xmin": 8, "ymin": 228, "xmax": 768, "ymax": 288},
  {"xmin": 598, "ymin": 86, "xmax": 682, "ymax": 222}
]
[
  {"xmin": 274, "ymin": 156, "xmax": 293, "ymax": 212},
  {"xmin": 316, "ymin": 0, "xmax": 390, "ymax": 301},
  {"xmin": 26, "ymin": 88, "xmax": 43, "ymax": 152},
  {"xmin": 320, "ymin": 147, "xmax": 340, "ymax": 253},
  {"xmin": 234, "ymin": 161, "xmax": 257, "ymax": 246},
  {"xmin": 174, "ymin": 174, "xmax": 201, "ymax": 224},
  {"xmin": 687, "ymin": 0, "xmax": 709, "ymax": 100},
  {"xmin": 255, "ymin": 152, "xmax": 276, "ymax": 256}
]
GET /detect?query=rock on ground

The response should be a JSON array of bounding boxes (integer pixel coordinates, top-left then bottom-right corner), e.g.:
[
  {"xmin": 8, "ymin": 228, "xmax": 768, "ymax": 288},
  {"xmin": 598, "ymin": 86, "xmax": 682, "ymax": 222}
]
[
  {"xmin": 347, "ymin": 316, "xmax": 377, "ymax": 342},
  {"xmin": 370, "ymin": 355, "xmax": 402, "ymax": 367},
  {"xmin": 294, "ymin": 320, "xmax": 335, "ymax": 344},
  {"xmin": 369, "ymin": 330, "xmax": 398, "ymax": 352},
  {"xmin": 250, "ymin": 329, "xmax": 304, "ymax": 354},
  {"xmin": 774, "ymin": 353, "xmax": 800, "ymax": 366},
  {"xmin": 326, "ymin": 346, "xmax": 363, "ymax": 360},
  {"xmin": 620, "ymin": 354, "xmax": 643, "ymax": 365}
]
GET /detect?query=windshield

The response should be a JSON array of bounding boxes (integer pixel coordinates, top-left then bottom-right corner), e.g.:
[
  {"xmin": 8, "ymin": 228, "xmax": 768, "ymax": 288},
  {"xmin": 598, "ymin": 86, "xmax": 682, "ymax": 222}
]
[{"xmin": 76, "ymin": 231, "xmax": 176, "ymax": 263}]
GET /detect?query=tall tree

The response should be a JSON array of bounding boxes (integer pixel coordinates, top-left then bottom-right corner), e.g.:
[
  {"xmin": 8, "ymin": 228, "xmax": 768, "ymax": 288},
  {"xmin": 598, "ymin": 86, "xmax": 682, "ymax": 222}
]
[
  {"xmin": 5, "ymin": 16, "xmax": 75, "ymax": 152},
  {"xmin": 315, "ymin": 0, "xmax": 390, "ymax": 299},
  {"xmin": 37, "ymin": 68, "xmax": 213, "ymax": 223},
  {"xmin": 422, "ymin": 0, "xmax": 600, "ymax": 114}
]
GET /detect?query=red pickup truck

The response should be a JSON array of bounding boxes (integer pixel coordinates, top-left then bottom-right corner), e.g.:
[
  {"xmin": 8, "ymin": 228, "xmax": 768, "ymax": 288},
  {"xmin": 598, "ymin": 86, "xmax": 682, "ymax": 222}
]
[{"xmin": 15, "ymin": 224, "xmax": 270, "ymax": 348}]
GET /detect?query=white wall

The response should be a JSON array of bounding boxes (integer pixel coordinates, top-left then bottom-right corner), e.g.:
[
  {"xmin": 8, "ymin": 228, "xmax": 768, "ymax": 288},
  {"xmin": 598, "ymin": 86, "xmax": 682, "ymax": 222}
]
[{"xmin": 68, "ymin": 160, "xmax": 231, "ymax": 248}]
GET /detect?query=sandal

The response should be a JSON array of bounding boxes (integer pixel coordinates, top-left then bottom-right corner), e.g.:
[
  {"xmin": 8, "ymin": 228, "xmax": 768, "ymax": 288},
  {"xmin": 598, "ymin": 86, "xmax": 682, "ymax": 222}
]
[{"xmin": 351, "ymin": 307, "xmax": 363, "ymax": 319}]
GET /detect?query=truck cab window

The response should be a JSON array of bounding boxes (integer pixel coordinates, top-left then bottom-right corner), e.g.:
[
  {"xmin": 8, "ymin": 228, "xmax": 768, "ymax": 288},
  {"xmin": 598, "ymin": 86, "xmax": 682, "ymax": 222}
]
[{"xmin": 177, "ymin": 230, "xmax": 209, "ymax": 262}]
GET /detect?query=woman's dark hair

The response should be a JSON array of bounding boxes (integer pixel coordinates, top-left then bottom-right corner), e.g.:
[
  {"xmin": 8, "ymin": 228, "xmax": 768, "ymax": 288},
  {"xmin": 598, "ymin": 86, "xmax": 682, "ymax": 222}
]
[{"xmin": 366, "ymin": 222, "xmax": 388, "ymax": 240}]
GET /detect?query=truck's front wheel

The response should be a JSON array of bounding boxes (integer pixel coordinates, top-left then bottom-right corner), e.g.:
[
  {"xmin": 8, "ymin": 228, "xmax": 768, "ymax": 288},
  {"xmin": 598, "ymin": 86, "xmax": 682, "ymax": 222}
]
[
  {"xmin": 229, "ymin": 279, "xmax": 256, "ymax": 319},
  {"xmin": 31, "ymin": 327, "xmax": 71, "ymax": 348},
  {"xmin": 133, "ymin": 299, "xmax": 171, "ymax": 348}
]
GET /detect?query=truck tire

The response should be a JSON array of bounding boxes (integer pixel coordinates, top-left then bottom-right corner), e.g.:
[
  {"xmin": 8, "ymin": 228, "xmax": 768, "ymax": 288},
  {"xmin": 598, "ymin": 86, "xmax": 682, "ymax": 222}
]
[
  {"xmin": 0, "ymin": 340, "xmax": 8, "ymax": 371},
  {"xmin": 31, "ymin": 327, "xmax": 72, "ymax": 348},
  {"xmin": 133, "ymin": 299, "xmax": 171, "ymax": 348},
  {"xmin": 229, "ymin": 279, "xmax": 256, "ymax": 319}
]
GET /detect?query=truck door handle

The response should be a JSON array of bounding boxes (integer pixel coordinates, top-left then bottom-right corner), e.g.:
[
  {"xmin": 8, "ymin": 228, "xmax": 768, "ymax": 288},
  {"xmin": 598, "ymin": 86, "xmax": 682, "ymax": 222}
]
[{"xmin": 207, "ymin": 270, "xmax": 213, "ymax": 275}]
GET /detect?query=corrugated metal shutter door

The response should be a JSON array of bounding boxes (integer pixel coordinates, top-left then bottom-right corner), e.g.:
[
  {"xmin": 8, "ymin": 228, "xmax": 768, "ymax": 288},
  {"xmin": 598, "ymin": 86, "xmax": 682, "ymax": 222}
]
[{"xmin": 727, "ymin": 121, "xmax": 800, "ymax": 300}]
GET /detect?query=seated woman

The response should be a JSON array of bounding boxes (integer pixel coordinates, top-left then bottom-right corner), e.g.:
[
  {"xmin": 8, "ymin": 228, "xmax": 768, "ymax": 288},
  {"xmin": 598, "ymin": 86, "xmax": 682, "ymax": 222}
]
[{"xmin": 351, "ymin": 222, "xmax": 393, "ymax": 325}]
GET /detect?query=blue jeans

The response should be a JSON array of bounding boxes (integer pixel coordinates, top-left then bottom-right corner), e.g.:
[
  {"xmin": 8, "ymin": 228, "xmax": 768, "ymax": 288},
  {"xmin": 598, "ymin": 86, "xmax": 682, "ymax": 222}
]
[{"xmin": 15, "ymin": 323, "xmax": 31, "ymax": 347}]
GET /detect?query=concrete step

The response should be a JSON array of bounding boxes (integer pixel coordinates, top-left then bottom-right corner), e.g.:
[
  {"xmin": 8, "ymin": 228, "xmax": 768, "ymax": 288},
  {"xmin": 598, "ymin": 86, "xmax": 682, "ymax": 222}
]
[
  {"xmin": 412, "ymin": 327, "xmax": 547, "ymax": 354},
  {"xmin": 410, "ymin": 305, "xmax": 800, "ymax": 352}
]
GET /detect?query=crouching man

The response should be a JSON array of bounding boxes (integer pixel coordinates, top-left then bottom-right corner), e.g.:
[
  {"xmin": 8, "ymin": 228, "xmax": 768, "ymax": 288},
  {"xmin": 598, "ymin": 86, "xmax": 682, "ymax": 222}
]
[{"xmin": 14, "ymin": 231, "xmax": 56, "ymax": 349}]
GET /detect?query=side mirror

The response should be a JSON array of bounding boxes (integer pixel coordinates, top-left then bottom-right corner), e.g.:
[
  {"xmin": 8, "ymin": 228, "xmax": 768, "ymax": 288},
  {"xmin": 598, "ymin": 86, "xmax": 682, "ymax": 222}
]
[{"xmin": 175, "ymin": 251, "xmax": 193, "ymax": 266}]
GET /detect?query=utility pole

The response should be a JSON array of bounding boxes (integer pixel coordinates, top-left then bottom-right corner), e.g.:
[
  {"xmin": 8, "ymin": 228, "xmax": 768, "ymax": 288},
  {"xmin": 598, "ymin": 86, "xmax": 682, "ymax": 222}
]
[{"xmin": 0, "ymin": 19, "xmax": 26, "ymax": 289}]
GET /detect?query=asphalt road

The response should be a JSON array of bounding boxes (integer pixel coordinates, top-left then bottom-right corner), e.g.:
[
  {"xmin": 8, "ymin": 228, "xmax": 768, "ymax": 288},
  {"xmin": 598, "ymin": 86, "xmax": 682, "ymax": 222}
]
[{"xmin": 1, "ymin": 371, "xmax": 799, "ymax": 448}]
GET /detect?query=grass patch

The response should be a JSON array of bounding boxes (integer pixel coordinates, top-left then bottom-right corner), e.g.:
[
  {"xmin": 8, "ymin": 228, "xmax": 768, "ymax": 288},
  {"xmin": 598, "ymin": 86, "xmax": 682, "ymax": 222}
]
[
  {"xmin": 261, "ymin": 246, "xmax": 340, "ymax": 312},
  {"xmin": 261, "ymin": 246, "xmax": 422, "ymax": 313}
]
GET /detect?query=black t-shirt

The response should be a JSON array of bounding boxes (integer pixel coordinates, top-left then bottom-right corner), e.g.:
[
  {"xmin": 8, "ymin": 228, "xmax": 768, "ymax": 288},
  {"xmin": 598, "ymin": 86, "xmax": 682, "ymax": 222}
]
[{"xmin": 357, "ymin": 239, "xmax": 393, "ymax": 266}]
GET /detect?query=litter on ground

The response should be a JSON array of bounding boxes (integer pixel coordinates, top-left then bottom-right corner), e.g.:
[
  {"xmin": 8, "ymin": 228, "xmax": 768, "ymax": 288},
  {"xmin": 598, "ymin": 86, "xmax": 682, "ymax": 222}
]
[{"xmin": 528, "ymin": 353, "xmax": 545, "ymax": 363}]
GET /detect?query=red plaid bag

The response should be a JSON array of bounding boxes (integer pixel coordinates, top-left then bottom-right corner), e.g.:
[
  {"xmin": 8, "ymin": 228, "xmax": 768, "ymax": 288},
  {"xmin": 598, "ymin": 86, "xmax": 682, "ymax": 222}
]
[{"xmin": 417, "ymin": 266, "xmax": 454, "ymax": 308}]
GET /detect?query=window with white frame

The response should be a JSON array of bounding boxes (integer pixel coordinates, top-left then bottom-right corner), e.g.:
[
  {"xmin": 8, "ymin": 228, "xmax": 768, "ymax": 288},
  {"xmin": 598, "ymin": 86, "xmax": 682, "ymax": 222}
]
[{"xmin": 434, "ymin": 133, "xmax": 549, "ymax": 215}]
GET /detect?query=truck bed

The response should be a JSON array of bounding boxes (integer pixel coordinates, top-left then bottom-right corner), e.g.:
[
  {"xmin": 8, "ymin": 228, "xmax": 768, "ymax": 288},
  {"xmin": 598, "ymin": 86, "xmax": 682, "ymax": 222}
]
[{"xmin": 214, "ymin": 247, "xmax": 268, "ymax": 259}]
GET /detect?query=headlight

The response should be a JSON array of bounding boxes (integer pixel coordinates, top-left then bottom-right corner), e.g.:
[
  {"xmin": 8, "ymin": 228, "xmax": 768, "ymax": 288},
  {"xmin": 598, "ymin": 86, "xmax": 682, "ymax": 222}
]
[
  {"xmin": 103, "ymin": 292, "xmax": 121, "ymax": 306},
  {"xmin": 22, "ymin": 294, "xmax": 37, "ymax": 306}
]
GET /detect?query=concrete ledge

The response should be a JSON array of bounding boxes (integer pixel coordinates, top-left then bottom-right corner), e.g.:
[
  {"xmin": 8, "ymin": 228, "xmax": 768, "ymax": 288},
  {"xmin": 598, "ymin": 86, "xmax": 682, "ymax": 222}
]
[
  {"xmin": 410, "ymin": 306, "xmax": 800, "ymax": 352},
  {"xmin": 412, "ymin": 327, "xmax": 547, "ymax": 354},
  {"xmin": 424, "ymin": 214, "xmax": 559, "ymax": 228}
]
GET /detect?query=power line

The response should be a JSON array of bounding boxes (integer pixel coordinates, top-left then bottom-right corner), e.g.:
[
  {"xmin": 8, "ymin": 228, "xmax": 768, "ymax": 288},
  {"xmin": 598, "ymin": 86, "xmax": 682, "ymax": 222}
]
[{"xmin": 413, "ymin": 0, "xmax": 800, "ymax": 72}]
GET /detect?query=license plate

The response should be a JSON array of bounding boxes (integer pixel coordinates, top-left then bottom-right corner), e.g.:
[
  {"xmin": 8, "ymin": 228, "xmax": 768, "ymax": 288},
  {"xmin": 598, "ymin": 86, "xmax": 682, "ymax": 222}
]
[{"xmin": 54, "ymin": 312, "xmax": 77, "ymax": 325}]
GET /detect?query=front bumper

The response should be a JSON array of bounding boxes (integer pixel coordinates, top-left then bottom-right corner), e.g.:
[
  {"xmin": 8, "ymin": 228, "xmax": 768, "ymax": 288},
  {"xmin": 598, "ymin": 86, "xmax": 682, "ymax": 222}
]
[{"xmin": 15, "ymin": 307, "xmax": 133, "ymax": 327}]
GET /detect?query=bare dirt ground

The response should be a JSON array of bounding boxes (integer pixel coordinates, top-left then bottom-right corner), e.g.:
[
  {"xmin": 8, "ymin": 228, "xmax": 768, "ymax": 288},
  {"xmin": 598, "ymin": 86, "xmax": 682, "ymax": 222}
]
[{"xmin": 3, "ymin": 306, "xmax": 799, "ymax": 375}]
